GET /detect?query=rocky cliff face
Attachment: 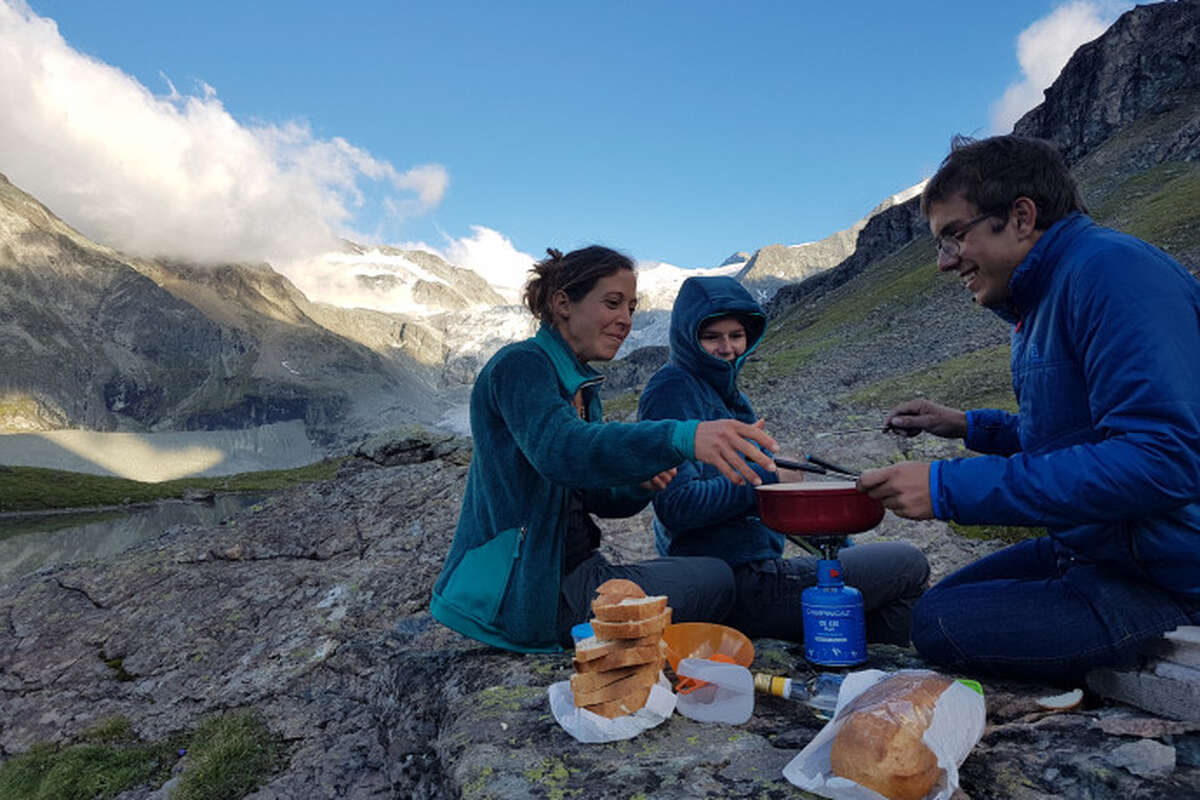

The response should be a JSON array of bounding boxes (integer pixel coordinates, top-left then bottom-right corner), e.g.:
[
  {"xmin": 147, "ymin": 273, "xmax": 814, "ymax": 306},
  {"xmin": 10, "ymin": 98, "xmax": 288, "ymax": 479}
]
[
  {"xmin": 740, "ymin": 183, "xmax": 924, "ymax": 295},
  {"xmin": 1013, "ymin": 0, "xmax": 1200, "ymax": 167},
  {"xmin": 764, "ymin": 196, "xmax": 926, "ymax": 317}
]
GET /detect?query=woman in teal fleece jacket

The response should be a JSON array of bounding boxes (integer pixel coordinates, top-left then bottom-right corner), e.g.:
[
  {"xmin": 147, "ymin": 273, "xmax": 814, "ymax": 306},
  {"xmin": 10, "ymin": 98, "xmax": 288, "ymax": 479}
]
[
  {"xmin": 638, "ymin": 275, "xmax": 929, "ymax": 643},
  {"xmin": 431, "ymin": 246, "xmax": 781, "ymax": 652}
]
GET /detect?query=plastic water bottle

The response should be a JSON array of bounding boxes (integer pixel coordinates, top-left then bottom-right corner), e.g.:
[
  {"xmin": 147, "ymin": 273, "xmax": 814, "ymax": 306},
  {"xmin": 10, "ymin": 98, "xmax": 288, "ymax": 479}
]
[
  {"xmin": 801, "ymin": 558, "xmax": 867, "ymax": 667},
  {"xmin": 753, "ymin": 671, "xmax": 844, "ymax": 715}
]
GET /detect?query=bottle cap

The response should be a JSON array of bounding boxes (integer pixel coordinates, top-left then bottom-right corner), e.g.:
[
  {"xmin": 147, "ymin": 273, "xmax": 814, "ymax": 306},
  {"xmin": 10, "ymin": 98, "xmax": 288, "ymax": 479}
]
[{"xmin": 570, "ymin": 622, "xmax": 593, "ymax": 643}]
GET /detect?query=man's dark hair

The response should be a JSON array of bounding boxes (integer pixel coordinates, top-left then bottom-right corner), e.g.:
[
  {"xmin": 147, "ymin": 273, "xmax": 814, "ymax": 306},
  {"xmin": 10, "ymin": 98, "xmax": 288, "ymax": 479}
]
[
  {"xmin": 523, "ymin": 245, "xmax": 635, "ymax": 324},
  {"xmin": 921, "ymin": 135, "xmax": 1086, "ymax": 229}
]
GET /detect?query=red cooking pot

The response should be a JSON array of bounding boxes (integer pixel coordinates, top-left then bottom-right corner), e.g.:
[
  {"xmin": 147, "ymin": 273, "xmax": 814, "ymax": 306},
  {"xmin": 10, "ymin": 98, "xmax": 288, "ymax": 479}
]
[{"xmin": 755, "ymin": 480, "xmax": 885, "ymax": 535}]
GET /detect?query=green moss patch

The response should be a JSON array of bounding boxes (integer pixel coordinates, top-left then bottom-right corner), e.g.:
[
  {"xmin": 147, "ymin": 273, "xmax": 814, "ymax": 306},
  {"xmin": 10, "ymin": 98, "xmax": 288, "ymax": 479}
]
[{"xmin": 0, "ymin": 457, "xmax": 345, "ymax": 513}]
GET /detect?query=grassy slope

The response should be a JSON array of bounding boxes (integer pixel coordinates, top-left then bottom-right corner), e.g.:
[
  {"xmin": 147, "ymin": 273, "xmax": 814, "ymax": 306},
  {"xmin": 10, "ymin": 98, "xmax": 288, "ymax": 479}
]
[
  {"xmin": 745, "ymin": 237, "xmax": 944, "ymax": 382},
  {"xmin": 0, "ymin": 458, "xmax": 344, "ymax": 514}
]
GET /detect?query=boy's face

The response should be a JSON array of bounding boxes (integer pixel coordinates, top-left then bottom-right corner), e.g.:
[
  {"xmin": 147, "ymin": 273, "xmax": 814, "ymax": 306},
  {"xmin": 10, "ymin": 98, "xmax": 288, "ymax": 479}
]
[
  {"xmin": 699, "ymin": 317, "xmax": 747, "ymax": 362},
  {"xmin": 928, "ymin": 192, "xmax": 1027, "ymax": 309}
]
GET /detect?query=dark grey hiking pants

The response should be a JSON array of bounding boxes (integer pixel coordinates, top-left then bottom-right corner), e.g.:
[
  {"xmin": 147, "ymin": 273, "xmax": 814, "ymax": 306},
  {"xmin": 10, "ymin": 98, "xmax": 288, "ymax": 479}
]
[
  {"xmin": 557, "ymin": 551, "xmax": 735, "ymax": 646},
  {"xmin": 725, "ymin": 541, "xmax": 930, "ymax": 646}
]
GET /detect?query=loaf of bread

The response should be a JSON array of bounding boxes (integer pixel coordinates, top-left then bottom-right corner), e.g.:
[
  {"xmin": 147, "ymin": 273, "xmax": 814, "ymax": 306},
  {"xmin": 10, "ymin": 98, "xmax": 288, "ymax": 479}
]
[
  {"xmin": 571, "ymin": 579, "xmax": 669, "ymax": 718},
  {"xmin": 829, "ymin": 672, "xmax": 953, "ymax": 800}
]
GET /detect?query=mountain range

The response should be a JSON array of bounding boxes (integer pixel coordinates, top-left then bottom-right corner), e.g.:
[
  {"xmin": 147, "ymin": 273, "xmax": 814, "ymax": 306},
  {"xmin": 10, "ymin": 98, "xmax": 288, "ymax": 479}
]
[{"xmin": 1, "ymin": 0, "xmax": 1197, "ymax": 456}]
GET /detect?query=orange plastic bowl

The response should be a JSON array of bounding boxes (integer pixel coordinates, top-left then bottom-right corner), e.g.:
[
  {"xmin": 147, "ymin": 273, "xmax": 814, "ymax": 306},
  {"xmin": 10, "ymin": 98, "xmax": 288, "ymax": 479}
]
[
  {"xmin": 661, "ymin": 622, "xmax": 754, "ymax": 673},
  {"xmin": 756, "ymin": 480, "xmax": 885, "ymax": 535}
]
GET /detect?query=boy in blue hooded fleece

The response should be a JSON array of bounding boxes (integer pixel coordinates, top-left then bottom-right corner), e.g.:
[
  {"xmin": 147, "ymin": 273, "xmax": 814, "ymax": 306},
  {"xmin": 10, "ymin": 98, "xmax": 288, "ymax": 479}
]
[
  {"xmin": 638, "ymin": 274, "xmax": 929, "ymax": 644},
  {"xmin": 860, "ymin": 135, "xmax": 1200, "ymax": 683},
  {"xmin": 431, "ymin": 246, "xmax": 783, "ymax": 652}
]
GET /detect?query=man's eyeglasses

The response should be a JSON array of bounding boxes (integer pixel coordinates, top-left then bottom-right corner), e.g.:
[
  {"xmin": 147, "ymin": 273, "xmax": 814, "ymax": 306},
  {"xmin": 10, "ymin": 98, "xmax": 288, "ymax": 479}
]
[{"xmin": 934, "ymin": 213, "xmax": 994, "ymax": 260}]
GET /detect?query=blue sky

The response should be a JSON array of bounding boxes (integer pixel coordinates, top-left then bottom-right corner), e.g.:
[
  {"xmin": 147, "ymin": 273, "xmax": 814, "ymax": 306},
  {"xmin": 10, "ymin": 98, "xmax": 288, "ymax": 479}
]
[{"xmin": 2, "ymin": 0, "xmax": 1131, "ymax": 289}]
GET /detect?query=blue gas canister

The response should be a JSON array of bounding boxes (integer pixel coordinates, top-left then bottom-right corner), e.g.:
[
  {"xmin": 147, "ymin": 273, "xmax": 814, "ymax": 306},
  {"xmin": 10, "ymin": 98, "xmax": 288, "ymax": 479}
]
[{"xmin": 801, "ymin": 559, "xmax": 866, "ymax": 667}]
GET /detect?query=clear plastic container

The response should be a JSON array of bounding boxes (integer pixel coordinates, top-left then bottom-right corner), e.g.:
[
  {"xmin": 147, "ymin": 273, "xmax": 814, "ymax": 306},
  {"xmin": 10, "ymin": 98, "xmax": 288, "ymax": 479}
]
[{"xmin": 675, "ymin": 657, "xmax": 755, "ymax": 724}]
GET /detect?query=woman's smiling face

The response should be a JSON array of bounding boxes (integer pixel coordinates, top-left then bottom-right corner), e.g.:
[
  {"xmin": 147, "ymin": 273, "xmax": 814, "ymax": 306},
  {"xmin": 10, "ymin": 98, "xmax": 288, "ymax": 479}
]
[{"xmin": 553, "ymin": 268, "xmax": 637, "ymax": 362}]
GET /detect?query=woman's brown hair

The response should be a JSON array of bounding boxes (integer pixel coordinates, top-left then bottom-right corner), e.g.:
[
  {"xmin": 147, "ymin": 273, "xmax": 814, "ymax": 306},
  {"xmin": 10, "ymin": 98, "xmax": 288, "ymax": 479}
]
[{"xmin": 523, "ymin": 245, "xmax": 635, "ymax": 324}]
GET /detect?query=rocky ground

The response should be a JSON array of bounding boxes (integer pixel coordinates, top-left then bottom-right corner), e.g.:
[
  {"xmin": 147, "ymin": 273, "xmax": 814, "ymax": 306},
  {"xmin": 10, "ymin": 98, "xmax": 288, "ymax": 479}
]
[{"xmin": 2, "ymin": 429, "xmax": 1199, "ymax": 799}]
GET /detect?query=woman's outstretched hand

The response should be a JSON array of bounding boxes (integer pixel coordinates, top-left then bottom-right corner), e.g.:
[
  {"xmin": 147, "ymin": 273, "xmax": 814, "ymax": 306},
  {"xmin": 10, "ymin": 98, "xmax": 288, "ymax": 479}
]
[
  {"xmin": 693, "ymin": 418, "xmax": 779, "ymax": 486},
  {"xmin": 886, "ymin": 399, "xmax": 968, "ymax": 439},
  {"xmin": 640, "ymin": 467, "xmax": 678, "ymax": 492}
]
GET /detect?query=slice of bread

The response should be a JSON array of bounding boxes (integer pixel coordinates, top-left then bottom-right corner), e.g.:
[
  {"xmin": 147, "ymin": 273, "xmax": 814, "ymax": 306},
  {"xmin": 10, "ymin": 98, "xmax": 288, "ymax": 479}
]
[
  {"xmin": 591, "ymin": 594, "xmax": 668, "ymax": 622},
  {"xmin": 573, "ymin": 644, "xmax": 663, "ymax": 673},
  {"xmin": 583, "ymin": 683, "xmax": 654, "ymax": 719},
  {"xmin": 573, "ymin": 633, "xmax": 662, "ymax": 663},
  {"xmin": 569, "ymin": 662, "xmax": 644, "ymax": 695},
  {"xmin": 590, "ymin": 607, "xmax": 672, "ymax": 640},
  {"xmin": 572, "ymin": 662, "xmax": 660, "ymax": 707}
]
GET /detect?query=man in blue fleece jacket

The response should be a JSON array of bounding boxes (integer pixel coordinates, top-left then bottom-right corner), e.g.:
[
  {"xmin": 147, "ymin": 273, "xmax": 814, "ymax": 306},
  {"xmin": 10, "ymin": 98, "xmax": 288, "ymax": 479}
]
[
  {"xmin": 639, "ymin": 275, "xmax": 929, "ymax": 644},
  {"xmin": 859, "ymin": 135, "xmax": 1200, "ymax": 683}
]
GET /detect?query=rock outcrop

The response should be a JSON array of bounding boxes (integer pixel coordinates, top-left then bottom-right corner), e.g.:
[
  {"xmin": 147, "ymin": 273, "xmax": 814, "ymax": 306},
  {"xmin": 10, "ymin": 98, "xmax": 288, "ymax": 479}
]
[
  {"xmin": 764, "ymin": 196, "xmax": 926, "ymax": 318},
  {"xmin": 2, "ymin": 438, "xmax": 1198, "ymax": 799},
  {"xmin": 1013, "ymin": 0, "xmax": 1200, "ymax": 167}
]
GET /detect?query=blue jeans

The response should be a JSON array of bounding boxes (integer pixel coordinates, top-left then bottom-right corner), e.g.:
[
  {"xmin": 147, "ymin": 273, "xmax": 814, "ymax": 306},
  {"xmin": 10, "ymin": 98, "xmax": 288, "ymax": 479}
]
[{"xmin": 912, "ymin": 536, "xmax": 1200, "ymax": 685}]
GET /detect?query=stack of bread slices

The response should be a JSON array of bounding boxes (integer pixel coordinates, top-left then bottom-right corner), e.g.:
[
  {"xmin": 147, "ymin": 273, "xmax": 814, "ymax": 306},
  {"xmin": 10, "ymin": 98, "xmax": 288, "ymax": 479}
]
[{"xmin": 570, "ymin": 579, "xmax": 671, "ymax": 718}]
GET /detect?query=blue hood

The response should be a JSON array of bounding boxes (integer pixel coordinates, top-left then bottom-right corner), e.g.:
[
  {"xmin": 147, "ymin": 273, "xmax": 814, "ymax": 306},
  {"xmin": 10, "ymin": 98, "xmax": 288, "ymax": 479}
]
[{"xmin": 668, "ymin": 276, "xmax": 766, "ymax": 401}]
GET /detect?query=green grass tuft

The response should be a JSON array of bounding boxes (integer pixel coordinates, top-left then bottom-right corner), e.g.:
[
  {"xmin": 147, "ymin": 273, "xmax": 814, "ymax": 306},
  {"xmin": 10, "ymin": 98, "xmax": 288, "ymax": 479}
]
[
  {"xmin": 0, "ymin": 718, "xmax": 180, "ymax": 800},
  {"xmin": 0, "ymin": 711, "xmax": 283, "ymax": 800},
  {"xmin": 171, "ymin": 711, "xmax": 282, "ymax": 800}
]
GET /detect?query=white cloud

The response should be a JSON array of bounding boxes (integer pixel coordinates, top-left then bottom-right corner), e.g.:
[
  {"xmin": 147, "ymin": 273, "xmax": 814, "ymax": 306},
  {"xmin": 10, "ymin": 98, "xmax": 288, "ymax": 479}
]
[
  {"xmin": 442, "ymin": 225, "xmax": 536, "ymax": 295},
  {"xmin": 0, "ymin": 0, "xmax": 446, "ymax": 265},
  {"xmin": 990, "ymin": 1, "xmax": 1132, "ymax": 133}
]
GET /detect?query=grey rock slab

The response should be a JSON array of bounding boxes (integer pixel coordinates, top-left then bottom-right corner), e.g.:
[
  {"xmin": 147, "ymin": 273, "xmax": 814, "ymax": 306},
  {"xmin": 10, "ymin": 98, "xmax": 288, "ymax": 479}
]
[{"xmin": 1105, "ymin": 739, "xmax": 1177, "ymax": 779}]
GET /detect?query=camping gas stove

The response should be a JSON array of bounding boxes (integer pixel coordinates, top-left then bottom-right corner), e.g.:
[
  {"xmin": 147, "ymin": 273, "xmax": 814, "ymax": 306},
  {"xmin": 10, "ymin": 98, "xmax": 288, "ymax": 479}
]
[{"xmin": 797, "ymin": 535, "xmax": 867, "ymax": 668}]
